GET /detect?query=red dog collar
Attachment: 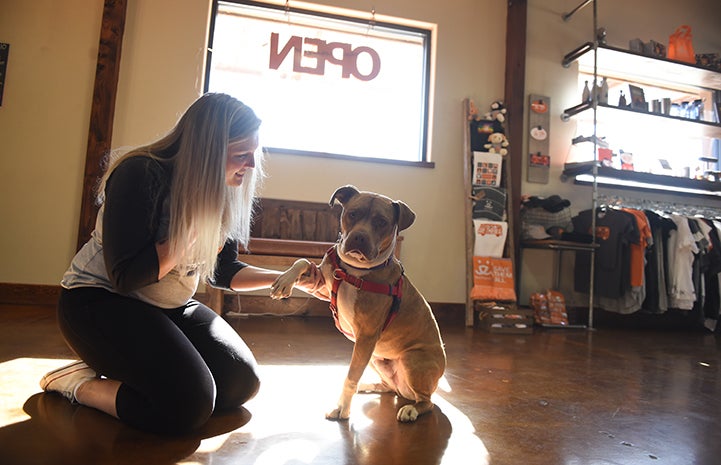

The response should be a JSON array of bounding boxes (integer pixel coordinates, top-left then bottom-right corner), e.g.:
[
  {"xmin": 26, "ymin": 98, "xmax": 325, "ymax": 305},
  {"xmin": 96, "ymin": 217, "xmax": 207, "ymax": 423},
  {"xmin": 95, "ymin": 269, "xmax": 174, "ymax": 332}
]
[{"xmin": 326, "ymin": 246, "xmax": 403, "ymax": 339}]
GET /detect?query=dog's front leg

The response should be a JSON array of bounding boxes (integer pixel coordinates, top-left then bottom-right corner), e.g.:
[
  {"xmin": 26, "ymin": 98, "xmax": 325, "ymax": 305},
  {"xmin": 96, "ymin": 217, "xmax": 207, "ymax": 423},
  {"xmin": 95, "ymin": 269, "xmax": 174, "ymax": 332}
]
[
  {"xmin": 326, "ymin": 336, "xmax": 378, "ymax": 421},
  {"xmin": 270, "ymin": 259, "xmax": 312, "ymax": 299}
]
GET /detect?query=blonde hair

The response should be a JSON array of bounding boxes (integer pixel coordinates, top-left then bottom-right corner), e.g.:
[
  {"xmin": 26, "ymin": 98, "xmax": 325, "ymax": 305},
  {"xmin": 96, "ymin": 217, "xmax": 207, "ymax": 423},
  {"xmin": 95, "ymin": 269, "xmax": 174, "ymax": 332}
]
[{"xmin": 98, "ymin": 93, "xmax": 263, "ymax": 283}]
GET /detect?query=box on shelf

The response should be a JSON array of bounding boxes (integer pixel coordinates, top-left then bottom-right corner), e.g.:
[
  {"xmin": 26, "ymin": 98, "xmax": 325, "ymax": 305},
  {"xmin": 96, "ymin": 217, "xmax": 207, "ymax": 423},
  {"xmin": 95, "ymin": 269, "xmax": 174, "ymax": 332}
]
[{"xmin": 477, "ymin": 303, "xmax": 534, "ymax": 334}]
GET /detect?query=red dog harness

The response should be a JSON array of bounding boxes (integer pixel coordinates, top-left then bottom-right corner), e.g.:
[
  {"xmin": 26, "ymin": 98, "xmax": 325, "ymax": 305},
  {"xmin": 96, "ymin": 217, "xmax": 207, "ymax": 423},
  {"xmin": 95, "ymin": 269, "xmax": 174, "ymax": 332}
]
[{"xmin": 326, "ymin": 246, "xmax": 403, "ymax": 339}]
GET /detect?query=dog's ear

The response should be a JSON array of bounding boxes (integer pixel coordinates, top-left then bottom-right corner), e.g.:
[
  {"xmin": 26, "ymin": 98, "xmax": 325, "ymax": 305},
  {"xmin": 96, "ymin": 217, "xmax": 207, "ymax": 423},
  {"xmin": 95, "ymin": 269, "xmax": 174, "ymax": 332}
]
[
  {"xmin": 329, "ymin": 185, "xmax": 360, "ymax": 206},
  {"xmin": 393, "ymin": 201, "xmax": 416, "ymax": 232}
]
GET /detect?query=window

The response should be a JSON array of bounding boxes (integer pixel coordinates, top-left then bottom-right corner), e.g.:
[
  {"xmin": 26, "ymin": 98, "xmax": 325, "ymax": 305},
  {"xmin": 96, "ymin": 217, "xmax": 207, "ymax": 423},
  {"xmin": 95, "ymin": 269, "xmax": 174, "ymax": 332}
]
[{"xmin": 205, "ymin": 0, "xmax": 435, "ymax": 165}]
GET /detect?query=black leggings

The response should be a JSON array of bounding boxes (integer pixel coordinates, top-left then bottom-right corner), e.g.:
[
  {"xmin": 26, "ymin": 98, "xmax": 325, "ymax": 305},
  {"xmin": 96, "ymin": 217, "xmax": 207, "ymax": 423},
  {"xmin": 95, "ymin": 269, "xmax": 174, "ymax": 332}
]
[{"xmin": 57, "ymin": 287, "xmax": 260, "ymax": 434}]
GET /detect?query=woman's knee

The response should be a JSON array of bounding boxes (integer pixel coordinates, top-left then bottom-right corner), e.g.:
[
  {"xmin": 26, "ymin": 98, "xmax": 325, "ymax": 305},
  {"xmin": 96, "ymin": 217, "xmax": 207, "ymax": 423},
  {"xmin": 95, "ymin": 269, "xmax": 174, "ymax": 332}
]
[
  {"xmin": 157, "ymin": 386, "xmax": 216, "ymax": 433},
  {"xmin": 215, "ymin": 365, "xmax": 261, "ymax": 410}
]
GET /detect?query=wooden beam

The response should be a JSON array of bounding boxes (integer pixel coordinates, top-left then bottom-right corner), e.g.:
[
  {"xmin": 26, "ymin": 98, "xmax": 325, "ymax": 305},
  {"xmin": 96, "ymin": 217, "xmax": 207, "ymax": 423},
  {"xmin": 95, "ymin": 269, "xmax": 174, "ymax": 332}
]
[
  {"xmin": 504, "ymin": 0, "xmax": 527, "ymax": 288},
  {"xmin": 76, "ymin": 0, "xmax": 127, "ymax": 250}
]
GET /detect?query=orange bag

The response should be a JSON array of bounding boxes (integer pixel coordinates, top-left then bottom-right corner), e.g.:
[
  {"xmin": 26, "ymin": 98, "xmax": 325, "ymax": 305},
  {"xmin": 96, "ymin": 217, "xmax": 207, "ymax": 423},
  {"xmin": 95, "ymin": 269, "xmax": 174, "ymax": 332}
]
[
  {"xmin": 530, "ymin": 289, "xmax": 569, "ymax": 326},
  {"xmin": 667, "ymin": 25, "xmax": 695, "ymax": 64},
  {"xmin": 470, "ymin": 256, "xmax": 517, "ymax": 302}
]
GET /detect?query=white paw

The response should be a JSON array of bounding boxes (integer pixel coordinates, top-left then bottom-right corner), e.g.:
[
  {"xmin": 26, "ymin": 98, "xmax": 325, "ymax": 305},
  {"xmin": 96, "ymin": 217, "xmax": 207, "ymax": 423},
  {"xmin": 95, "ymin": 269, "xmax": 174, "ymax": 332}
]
[
  {"xmin": 397, "ymin": 405, "xmax": 419, "ymax": 422},
  {"xmin": 325, "ymin": 406, "xmax": 350, "ymax": 421},
  {"xmin": 270, "ymin": 273, "xmax": 296, "ymax": 299}
]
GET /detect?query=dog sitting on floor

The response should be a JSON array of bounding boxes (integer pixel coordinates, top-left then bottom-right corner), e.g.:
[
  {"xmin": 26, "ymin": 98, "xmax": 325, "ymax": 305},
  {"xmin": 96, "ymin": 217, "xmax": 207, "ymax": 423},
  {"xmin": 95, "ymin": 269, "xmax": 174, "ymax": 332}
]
[{"xmin": 270, "ymin": 185, "xmax": 446, "ymax": 422}]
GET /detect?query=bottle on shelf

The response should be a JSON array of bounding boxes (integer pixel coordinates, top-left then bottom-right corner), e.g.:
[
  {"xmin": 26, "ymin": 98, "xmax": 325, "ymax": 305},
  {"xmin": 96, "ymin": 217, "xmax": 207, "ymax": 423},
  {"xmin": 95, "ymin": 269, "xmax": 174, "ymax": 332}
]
[
  {"xmin": 582, "ymin": 80, "xmax": 591, "ymax": 103},
  {"xmin": 592, "ymin": 79, "xmax": 600, "ymax": 103},
  {"xmin": 618, "ymin": 90, "xmax": 626, "ymax": 107},
  {"xmin": 599, "ymin": 77, "xmax": 609, "ymax": 105}
]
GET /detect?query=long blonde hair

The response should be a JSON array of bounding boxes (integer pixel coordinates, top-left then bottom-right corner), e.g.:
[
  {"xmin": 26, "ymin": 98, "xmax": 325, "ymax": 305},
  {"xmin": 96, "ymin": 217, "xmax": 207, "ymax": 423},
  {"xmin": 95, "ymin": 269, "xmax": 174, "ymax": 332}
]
[{"xmin": 98, "ymin": 93, "xmax": 263, "ymax": 283}]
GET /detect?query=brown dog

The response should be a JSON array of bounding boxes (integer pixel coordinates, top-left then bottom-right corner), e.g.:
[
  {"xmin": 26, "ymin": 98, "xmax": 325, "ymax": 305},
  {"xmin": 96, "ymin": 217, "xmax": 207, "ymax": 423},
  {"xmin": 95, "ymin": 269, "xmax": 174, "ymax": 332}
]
[{"xmin": 270, "ymin": 185, "xmax": 446, "ymax": 422}]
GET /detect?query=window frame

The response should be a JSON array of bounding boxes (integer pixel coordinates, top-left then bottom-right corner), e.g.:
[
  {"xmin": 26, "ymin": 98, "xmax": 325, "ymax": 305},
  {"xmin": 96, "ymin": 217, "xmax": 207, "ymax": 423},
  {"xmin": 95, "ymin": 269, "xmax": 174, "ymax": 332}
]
[{"xmin": 204, "ymin": 0, "xmax": 436, "ymax": 167}]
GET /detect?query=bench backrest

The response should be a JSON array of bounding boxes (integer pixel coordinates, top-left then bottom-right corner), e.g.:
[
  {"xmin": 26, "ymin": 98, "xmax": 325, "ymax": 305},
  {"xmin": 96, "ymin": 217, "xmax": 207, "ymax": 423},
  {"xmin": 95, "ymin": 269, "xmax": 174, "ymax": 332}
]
[{"xmin": 251, "ymin": 198, "xmax": 341, "ymax": 243}]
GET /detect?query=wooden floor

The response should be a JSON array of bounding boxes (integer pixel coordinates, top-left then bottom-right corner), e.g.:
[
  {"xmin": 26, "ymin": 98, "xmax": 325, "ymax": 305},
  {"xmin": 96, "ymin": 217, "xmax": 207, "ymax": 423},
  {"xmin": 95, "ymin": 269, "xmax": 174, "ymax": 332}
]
[{"xmin": 1, "ymin": 304, "xmax": 720, "ymax": 465}]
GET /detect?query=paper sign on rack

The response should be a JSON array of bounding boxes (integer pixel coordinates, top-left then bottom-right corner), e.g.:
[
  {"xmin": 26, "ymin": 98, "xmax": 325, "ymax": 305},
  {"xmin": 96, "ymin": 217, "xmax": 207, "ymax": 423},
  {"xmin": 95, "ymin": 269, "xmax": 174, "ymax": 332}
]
[
  {"xmin": 472, "ymin": 151, "xmax": 502, "ymax": 186},
  {"xmin": 470, "ymin": 256, "xmax": 517, "ymax": 302},
  {"xmin": 473, "ymin": 219, "xmax": 508, "ymax": 257}
]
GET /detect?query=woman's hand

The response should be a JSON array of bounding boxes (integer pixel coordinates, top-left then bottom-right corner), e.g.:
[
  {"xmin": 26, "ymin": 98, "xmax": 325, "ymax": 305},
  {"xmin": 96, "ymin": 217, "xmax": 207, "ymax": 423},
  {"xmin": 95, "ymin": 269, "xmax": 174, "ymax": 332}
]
[{"xmin": 155, "ymin": 231, "xmax": 198, "ymax": 280}]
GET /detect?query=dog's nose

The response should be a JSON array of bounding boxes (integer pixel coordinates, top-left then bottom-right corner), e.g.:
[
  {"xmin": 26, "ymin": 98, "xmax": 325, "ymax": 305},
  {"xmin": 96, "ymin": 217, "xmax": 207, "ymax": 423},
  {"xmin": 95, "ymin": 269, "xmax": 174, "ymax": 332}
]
[
  {"xmin": 348, "ymin": 232, "xmax": 367, "ymax": 246},
  {"xmin": 345, "ymin": 232, "xmax": 371, "ymax": 256},
  {"xmin": 351, "ymin": 234, "xmax": 366, "ymax": 245}
]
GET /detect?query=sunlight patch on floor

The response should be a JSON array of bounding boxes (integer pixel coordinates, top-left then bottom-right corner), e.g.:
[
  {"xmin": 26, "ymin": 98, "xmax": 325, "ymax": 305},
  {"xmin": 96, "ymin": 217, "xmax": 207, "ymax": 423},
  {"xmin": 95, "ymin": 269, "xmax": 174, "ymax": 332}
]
[
  {"xmin": 3, "ymin": 359, "xmax": 489, "ymax": 464},
  {"xmin": 437, "ymin": 374, "xmax": 452, "ymax": 393},
  {"xmin": 185, "ymin": 363, "xmax": 489, "ymax": 465},
  {"xmin": 243, "ymin": 364, "xmax": 360, "ymax": 434},
  {"xmin": 434, "ymin": 396, "xmax": 489, "ymax": 465},
  {"xmin": 0, "ymin": 357, "xmax": 75, "ymax": 427},
  {"xmin": 253, "ymin": 438, "xmax": 323, "ymax": 465}
]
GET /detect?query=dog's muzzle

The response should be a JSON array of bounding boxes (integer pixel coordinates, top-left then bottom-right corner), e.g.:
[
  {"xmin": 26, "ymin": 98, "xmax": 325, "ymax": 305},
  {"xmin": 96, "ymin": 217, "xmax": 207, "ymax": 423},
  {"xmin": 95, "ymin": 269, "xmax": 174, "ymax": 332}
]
[{"xmin": 343, "ymin": 231, "xmax": 374, "ymax": 260}]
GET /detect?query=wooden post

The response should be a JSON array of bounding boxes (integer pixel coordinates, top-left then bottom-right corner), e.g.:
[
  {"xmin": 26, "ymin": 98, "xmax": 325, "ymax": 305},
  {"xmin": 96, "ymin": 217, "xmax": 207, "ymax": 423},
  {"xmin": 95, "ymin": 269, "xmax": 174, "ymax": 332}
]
[
  {"xmin": 76, "ymin": 0, "xmax": 127, "ymax": 250},
  {"xmin": 504, "ymin": 0, "xmax": 527, "ymax": 292}
]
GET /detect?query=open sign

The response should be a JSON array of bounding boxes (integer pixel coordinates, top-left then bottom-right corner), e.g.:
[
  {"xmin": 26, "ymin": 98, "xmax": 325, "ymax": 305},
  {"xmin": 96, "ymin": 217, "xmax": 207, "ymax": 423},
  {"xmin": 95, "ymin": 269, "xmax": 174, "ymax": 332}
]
[{"xmin": 269, "ymin": 33, "xmax": 381, "ymax": 81}]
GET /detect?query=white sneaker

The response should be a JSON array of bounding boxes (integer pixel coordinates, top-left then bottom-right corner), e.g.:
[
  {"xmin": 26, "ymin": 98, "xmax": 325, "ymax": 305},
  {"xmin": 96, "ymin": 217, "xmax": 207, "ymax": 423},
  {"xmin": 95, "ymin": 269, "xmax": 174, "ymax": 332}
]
[{"xmin": 39, "ymin": 361, "xmax": 97, "ymax": 403}]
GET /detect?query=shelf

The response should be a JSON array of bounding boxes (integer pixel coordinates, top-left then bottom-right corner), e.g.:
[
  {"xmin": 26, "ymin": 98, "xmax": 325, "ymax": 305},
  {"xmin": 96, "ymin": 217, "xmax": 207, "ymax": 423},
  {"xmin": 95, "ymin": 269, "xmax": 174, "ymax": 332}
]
[
  {"xmin": 563, "ymin": 43, "xmax": 721, "ymax": 91},
  {"xmin": 562, "ymin": 102, "xmax": 721, "ymax": 139},
  {"xmin": 563, "ymin": 162, "xmax": 721, "ymax": 197},
  {"xmin": 521, "ymin": 239, "xmax": 598, "ymax": 252}
]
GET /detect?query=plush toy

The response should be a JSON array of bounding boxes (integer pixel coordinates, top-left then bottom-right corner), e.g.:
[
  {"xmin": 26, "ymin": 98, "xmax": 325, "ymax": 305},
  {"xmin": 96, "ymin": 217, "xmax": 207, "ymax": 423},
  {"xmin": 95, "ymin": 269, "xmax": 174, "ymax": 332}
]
[
  {"xmin": 484, "ymin": 100, "xmax": 507, "ymax": 124},
  {"xmin": 484, "ymin": 132, "xmax": 509, "ymax": 156},
  {"xmin": 468, "ymin": 99, "xmax": 482, "ymax": 121}
]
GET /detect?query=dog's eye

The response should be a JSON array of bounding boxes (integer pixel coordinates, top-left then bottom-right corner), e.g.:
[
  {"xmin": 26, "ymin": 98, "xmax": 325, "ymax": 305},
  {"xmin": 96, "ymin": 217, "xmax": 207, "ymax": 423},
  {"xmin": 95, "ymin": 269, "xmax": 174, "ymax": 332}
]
[{"xmin": 373, "ymin": 218, "xmax": 388, "ymax": 229}]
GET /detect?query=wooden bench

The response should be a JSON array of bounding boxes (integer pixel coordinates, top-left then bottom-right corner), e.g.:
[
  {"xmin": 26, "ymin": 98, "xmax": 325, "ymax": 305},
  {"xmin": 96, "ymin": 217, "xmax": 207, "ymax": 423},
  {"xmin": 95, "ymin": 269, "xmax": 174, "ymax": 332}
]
[
  {"xmin": 206, "ymin": 198, "xmax": 402, "ymax": 316},
  {"xmin": 206, "ymin": 198, "xmax": 341, "ymax": 315}
]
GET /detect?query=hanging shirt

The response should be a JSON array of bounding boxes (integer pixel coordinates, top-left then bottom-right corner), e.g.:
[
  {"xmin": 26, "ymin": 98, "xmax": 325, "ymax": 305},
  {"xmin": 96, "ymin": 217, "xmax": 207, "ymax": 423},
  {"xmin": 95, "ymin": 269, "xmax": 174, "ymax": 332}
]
[
  {"xmin": 667, "ymin": 214, "xmax": 699, "ymax": 310},
  {"xmin": 622, "ymin": 208, "xmax": 653, "ymax": 287},
  {"xmin": 573, "ymin": 208, "xmax": 639, "ymax": 299},
  {"xmin": 642, "ymin": 210, "xmax": 675, "ymax": 313}
]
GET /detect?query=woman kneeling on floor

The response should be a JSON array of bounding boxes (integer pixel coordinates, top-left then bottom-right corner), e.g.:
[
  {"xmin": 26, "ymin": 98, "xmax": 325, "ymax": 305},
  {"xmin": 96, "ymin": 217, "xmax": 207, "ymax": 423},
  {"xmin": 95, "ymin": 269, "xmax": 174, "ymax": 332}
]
[{"xmin": 41, "ymin": 93, "xmax": 323, "ymax": 434}]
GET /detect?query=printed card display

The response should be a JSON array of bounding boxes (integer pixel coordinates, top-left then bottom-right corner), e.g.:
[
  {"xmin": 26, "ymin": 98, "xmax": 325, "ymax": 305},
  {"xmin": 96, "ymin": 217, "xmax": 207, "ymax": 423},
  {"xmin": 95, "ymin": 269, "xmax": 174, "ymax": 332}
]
[
  {"xmin": 527, "ymin": 94, "xmax": 551, "ymax": 183},
  {"xmin": 472, "ymin": 151, "xmax": 502, "ymax": 186}
]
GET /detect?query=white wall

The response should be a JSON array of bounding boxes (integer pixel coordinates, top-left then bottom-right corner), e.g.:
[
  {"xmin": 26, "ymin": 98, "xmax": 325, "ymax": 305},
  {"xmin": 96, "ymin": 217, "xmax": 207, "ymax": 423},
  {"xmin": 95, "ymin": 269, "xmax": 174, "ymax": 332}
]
[
  {"xmin": 0, "ymin": 0, "xmax": 506, "ymax": 304},
  {"xmin": 3, "ymin": 0, "xmax": 719, "ymax": 305},
  {"xmin": 0, "ymin": 0, "xmax": 103, "ymax": 285}
]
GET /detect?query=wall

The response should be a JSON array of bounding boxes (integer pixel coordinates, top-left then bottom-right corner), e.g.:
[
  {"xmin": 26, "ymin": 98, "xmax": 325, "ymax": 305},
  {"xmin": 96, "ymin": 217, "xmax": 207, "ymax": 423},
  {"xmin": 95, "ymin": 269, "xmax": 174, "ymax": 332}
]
[
  {"xmin": 3, "ymin": 0, "xmax": 719, "ymax": 306},
  {"xmin": 0, "ymin": 0, "xmax": 506, "ymax": 304},
  {"xmin": 520, "ymin": 0, "xmax": 721, "ymax": 304},
  {"xmin": 0, "ymin": 0, "xmax": 103, "ymax": 286}
]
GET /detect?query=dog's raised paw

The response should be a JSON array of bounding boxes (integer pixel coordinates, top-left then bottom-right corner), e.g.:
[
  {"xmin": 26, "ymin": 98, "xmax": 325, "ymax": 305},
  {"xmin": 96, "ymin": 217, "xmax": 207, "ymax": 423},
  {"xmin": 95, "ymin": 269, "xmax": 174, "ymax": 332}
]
[
  {"xmin": 325, "ymin": 407, "xmax": 349, "ymax": 421},
  {"xmin": 270, "ymin": 275, "xmax": 295, "ymax": 299},
  {"xmin": 397, "ymin": 405, "xmax": 419, "ymax": 422}
]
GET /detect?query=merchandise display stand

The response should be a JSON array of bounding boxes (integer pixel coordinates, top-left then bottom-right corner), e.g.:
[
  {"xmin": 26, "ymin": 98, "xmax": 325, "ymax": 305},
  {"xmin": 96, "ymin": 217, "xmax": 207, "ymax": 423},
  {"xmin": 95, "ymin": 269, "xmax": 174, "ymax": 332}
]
[
  {"xmin": 560, "ymin": 0, "xmax": 600, "ymax": 329},
  {"xmin": 519, "ymin": 239, "xmax": 597, "ymax": 291},
  {"xmin": 463, "ymin": 98, "xmax": 517, "ymax": 328},
  {"xmin": 519, "ymin": 239, "xmax": 598, "ymax": 328}
]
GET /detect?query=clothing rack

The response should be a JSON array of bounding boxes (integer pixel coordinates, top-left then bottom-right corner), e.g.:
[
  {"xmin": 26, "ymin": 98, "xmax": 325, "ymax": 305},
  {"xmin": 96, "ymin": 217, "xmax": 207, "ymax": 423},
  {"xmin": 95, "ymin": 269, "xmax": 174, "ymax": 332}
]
[
  {"xmin": 598, "ymin": 193, "xmax": 721, "ymax": 219},
  {"xmin": 562, "ymin": 0, "xmax": 598, "ymax": 329},
  {"xmin": 587, "ymin": 193, "xmax": 721, "ymax": 332}
]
